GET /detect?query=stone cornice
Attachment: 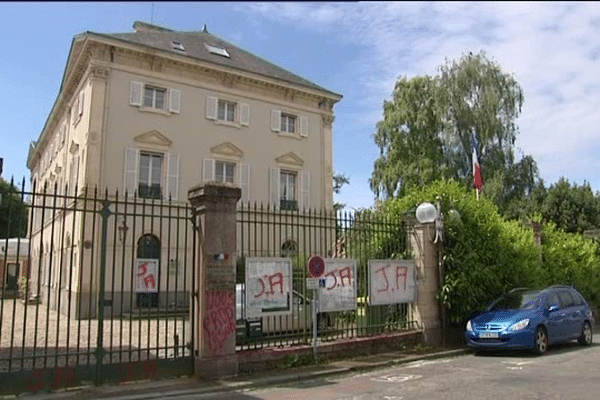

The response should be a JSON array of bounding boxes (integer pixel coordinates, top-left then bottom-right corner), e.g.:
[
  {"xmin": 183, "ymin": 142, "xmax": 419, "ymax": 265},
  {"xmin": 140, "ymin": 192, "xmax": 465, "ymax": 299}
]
[
  {"xmin": 322, "ymin": 114, "xmax": 335, "ymax": 128},
  {"xmin": 100, "ymin": 38, "xmax": 340, "ymax": 106}
]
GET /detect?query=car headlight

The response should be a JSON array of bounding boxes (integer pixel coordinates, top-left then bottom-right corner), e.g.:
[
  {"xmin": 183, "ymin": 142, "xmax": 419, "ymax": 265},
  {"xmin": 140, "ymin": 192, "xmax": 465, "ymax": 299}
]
[
  {"xmin": 509, "ymin": 319, "xmax": 529, "ymax": 331},
  {"xmin": 466, "ymin": 320, "xmax": 473, "ymax": 332}
]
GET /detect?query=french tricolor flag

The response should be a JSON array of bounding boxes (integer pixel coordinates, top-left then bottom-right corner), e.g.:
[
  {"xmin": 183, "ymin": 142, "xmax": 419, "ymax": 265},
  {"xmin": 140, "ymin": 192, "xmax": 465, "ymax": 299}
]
[{"xmin": 472, "ymin": 134, "xmax": 483, "ymax": 194}]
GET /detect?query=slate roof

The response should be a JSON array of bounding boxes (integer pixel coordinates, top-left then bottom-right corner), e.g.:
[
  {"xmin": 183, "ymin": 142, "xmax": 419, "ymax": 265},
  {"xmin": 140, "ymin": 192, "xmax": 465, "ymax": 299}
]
[{"xmin": 94, "ymin": 21, "xmax": 341, "ymax": 98}]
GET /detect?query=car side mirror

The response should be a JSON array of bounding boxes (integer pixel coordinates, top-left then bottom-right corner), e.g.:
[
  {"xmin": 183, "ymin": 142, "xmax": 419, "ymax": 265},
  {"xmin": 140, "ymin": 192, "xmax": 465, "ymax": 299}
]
[{"xmin": 548, "ymin": 304, "xmax": 560, "ymax": 312}]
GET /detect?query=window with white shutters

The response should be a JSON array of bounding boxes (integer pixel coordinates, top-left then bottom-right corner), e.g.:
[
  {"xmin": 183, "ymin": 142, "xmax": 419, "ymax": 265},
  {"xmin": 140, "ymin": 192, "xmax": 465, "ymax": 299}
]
[
  {"xmin": 123, "ymin": 148, "xmax": 179, "ymax": 200},
  {"xmin": 206, "ymin": 96, "xmax": 249, "ymax": 126},
  {"xmin": 272, "ymin": 110, "xmax": 308, "ymax": 138},
  {"xmin": 129, "ymin": 81, "xmax": 180, "ymax": 114},
  {"xmin": 269, "ymin": 168, "xmax": 310, "ymax": 210},
  {"xmin": 203, "ymin": 159, "xmax": 250, "ymax": 200}
]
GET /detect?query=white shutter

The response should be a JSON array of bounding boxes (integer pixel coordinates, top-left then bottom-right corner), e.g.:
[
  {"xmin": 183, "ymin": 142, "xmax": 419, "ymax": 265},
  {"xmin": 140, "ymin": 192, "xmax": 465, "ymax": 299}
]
[
  {"xmin": 271, "ymin": 110, "xmax": 281, "ymax": 132},
  {"xmin": 203, "ymin": 159, "xmax": 215, "ymax": 182},
  {"xmin": 124, "ymin": 148, "xmax": 139, "ymax": 197},
  {"xmin": 300, "ymin": 171, "xmax": 310, "ymax": 211},
  {"xmin": 300, "ymin": 116, "xmax": 308, "ymax": 138},
  {"xmin": 240, "ymin": 103, "xmax": 250, "ymax": 126},
  {"xmin": 206, "ymin": 96, "xmax": 218, "ymax": 120},
  {"xmin": 130, "ymin": 81, "xmax": 143, "ymax": 106},
  {"xmin": 71, "ymin": 155, "xmax": 80, "ymax": 195},
  {"xmin": 240, "ymin": 163, "xmax": 250, "ymax": 202},
  {"xmin": 270, "ymin": 167, "xmax": 280, "ymax": 207},
  {"xmin": 169, "ymin": 89, "xmax": 181, "ymax": 113},
  {"xmin": 166, "ymin": 153, "xmax": 179, "ymax": 200},
  {"xmin": 78, "ymin": 92, "xmax": 85, "ymax": 116}
]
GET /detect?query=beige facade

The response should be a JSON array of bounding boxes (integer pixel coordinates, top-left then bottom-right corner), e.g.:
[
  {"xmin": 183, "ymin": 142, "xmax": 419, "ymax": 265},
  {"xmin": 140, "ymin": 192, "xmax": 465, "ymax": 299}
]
[{"xmin": 26, "ymin": 21, "xmax": 341, "ymax": 317}]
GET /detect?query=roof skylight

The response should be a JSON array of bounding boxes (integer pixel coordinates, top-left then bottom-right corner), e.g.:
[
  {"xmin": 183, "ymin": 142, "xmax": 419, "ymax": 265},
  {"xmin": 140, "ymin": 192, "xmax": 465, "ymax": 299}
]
[
  {"xmin": 204, "ymin": 43, "xmax": 230, "ymax": 58},
  {"xmin": 171, "ymin": 41, "xmax": 185, "ymax": 51}
]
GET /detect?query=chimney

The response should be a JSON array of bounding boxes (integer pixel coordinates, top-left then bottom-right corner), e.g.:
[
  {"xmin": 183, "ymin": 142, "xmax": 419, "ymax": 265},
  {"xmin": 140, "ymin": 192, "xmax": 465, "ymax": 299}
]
[{"xmin": 132, "ymin": 21, "xmax": 174, "ymax": 33}]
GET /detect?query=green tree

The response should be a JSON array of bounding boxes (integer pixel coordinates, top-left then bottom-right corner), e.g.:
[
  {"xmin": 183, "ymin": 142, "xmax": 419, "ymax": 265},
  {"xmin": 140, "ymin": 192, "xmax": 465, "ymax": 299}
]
[
  {"xmin": 483, "ymin": 155, "xmax": 540, "ymax": 219},
  {"xmin": 539, "ymin": 178, "xmax": 600, "ymax": 234},
  {"xmin": 370, "ymin": 75, "xmax": 445, "ymax": 198},
  {"xmin": 370, "ymin": 51, "xmax": 535, "ymax": 204},
  {"xmin": 0, "ymin": 178, "xmax": 28, "ymax": 238},
  {"xmin": 333, "ymin": 172, "xmax": 350, "ymax": 212},
  {"xmin": 438, "ymin": 51, "xmax": 524, "ymax": 184}
]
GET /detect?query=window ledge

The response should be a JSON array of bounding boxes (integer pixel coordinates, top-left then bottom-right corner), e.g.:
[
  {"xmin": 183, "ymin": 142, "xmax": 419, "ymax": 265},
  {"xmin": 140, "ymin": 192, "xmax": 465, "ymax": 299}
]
[
  {"xmin": 138, "ymin": 106, "xmax": 173, "ymax": 116},
  {"xmin": 277, "ymin": 132, "xmax": 303, "ymax": 140},
  {"xmin": 213, "ymin": 119, "xmax": 242, "ymax": 129}
]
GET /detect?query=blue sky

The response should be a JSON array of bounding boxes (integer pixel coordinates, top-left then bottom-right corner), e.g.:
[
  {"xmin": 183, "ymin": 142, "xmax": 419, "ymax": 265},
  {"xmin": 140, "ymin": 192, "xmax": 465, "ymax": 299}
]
[{"xmin": 2, "ymin": 2, "xmax": 600, "ymax": 211}]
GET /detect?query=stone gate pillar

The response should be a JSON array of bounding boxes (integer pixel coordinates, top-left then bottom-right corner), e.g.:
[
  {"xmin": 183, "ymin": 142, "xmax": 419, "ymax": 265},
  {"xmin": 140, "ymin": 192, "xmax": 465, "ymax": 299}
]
[
  {"xmin": 188, "ymin": 183, "xmax": 241, "ymax": 378},
  {"xmin": 405, "ymin": 216, "xmax": 442, "ymax": 346}
]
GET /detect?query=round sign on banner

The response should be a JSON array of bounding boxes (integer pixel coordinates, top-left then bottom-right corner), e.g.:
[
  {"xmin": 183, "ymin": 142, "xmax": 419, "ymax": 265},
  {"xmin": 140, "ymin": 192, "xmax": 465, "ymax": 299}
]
[{"xmin": 308, "ymin": 255, "xmax": 325, "ymax": 278}]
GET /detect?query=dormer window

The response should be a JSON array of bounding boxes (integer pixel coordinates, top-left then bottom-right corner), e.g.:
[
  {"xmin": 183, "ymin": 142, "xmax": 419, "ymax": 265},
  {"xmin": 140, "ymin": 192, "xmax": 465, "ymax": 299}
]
[
  {"xmin": 171, "ymin": 41, "xmax": 185, "ymax": 51},
  {"xmin": 204, "ymin": 43, "xmax": 230, "ymax": 58}
]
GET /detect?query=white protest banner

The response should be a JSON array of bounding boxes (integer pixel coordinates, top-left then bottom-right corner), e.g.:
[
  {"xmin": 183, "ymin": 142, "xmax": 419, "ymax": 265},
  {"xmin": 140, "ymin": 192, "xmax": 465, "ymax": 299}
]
[
  {"xmin": 245, "ymin": 257, "xmax": 292, "ymax": 318},
  {"xmin": 137, "ymin": 258, "xmax": 159, "ymax": 293},
  {"xmin": 318, "ymin": 258, "xmax": 356, "ymax": 312},
  {"xmin": 369, "ymin": 260, "xmax": 417, "ymax": 305}
]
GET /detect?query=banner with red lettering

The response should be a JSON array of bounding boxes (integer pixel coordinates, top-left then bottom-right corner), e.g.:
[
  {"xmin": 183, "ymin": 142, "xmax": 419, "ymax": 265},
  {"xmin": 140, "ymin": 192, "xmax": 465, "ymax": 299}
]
[
  {"xmin": 136, "ymin": 258, "xmax": 159, "ymax": 293},
  {"xmin": 318, "ymin": 259, "xmax": 357, "ymax": 312},
  {"xmin": 369, "ymin": 260, "xmax": 417, "ymax": 305},
  {"xmin": 245, "ymin": 257, "xmax": 292, "ymax": 318}
]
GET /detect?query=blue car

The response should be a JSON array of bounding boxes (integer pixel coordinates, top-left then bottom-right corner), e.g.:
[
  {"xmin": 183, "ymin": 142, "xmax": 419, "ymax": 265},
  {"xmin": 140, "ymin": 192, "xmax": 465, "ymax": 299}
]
[{"xmin": 465, "ymin": 285, "xmax": 594, "ymax": 354}]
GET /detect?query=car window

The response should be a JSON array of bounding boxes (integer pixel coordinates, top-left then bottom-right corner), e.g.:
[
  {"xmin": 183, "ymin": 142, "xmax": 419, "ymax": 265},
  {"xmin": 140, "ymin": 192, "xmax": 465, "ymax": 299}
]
[
  {"xmin": 558, "ymin": 291, "xmax": 575, "ymax": 308},
  {"xmin": 570, "ymin": 290, "xmax": 584, "ymax": 306},
  {"xmin": 547, "ymin": 292, "xmax": 560, "ymax": 308},
  {"xmin": 488, "ymin": 291, "xmax": 541, "ymax": 311}
]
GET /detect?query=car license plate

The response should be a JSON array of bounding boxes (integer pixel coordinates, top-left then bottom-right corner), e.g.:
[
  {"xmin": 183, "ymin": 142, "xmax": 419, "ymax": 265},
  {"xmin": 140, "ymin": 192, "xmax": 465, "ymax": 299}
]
[{"xmin": 479, "ymin": 332, "xmax": 498, "ymax": 339}]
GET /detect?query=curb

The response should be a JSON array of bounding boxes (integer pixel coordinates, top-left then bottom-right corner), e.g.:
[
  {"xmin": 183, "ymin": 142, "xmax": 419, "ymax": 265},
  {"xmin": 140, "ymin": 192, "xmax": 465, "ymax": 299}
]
[{"xmin": 90, "ymin": 348, "xmax": 470, "ymax": 399}]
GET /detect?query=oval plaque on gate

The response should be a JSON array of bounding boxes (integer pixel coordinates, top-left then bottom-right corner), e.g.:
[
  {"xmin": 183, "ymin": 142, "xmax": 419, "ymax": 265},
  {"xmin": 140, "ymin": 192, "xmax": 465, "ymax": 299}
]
[{"xmin": 308, "ymin": 255, "xmax": 325, "ymax": 278}]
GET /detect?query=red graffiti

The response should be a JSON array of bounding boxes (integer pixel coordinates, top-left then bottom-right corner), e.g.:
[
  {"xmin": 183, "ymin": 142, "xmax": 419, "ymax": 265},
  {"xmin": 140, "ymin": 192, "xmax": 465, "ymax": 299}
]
[
  {"xmin": 138, "ymin": 261, "xmax": 157, "ymax": 291},
  {"xmin": 26, "ymin": 366, "xmax": 74, "ymax": 392},
  {"xmin": 253, "ymin": 272, "xmax": 284, "ymax": 298},
  {"xmin": 376, "ymin": 266, "xmax": 390, "ymax": 293},
  {"xmin": 122, "ymin": 360, "xmax": 158, "ymax": 383},
  {"xmin": 375, "ymin": 265, "xmax": 408, "ymax": 292},
  {"xmin": 396, "ymin": 266, "xmax": 408, "ymax": 291},
  {"xmin": 325, "ymin": 266, "xmax": 353, "ymax": 290},
  {"xmin": 143, "ymin": 274, "xmax": 156, "ymax": 289},
  {"xmin": 138, "ymin": 262, "xmax": 148, "ymax": 276},
  {"xmin": 203, "ymin": 290, "xmax": 236, "ymax": 355}
]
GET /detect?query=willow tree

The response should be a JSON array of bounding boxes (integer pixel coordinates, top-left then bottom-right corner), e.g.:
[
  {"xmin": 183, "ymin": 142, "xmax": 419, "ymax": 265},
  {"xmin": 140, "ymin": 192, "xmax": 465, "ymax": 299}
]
[
  {"xmin": 370, "ymin": 75, "xmax": 446, "ymax": 198},
  {"xmin": 370, "ymin": 51, "xmax": 528, "ymax": 200}
]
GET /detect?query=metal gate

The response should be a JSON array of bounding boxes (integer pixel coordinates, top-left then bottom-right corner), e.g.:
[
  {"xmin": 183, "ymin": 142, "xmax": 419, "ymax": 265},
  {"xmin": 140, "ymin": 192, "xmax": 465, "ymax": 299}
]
[{"xmin": 0, "ymin": 181, "xmax": 195, "ymax": 395}]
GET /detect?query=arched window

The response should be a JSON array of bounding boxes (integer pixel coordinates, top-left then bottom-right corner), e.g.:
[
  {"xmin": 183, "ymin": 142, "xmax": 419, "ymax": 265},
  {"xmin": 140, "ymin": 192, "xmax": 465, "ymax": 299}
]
[
  {"xmin": 137, "ymin": 234, "xmax": 160, "ymax": 259},
  {"xmin": 136, "ymin": 234, "xmax": 160, "ymax": 308},
  {"xmin": 281, "ymin": 239, "xmax": 297, "ymax": 257}
]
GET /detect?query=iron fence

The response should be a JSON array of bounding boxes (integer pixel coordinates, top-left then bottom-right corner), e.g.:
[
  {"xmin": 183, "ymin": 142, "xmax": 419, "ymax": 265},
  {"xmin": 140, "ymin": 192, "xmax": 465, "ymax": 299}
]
[
  {"xmin": 0, "ymin": 180, "xmax": 194, "ymax": 394},
  {"xmin": 236, "ymin": 203, "xmax": 420, "ymax": 350},
  {"xmin": 0, "ymin": 178, "xmax": 421, "ymax": 394}
]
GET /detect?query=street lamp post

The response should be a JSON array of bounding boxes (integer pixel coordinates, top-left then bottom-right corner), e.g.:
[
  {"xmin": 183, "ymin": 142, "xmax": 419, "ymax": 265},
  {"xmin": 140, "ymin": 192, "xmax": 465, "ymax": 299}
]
[{"xmin": 416, "ymin": 198, "xmax": 447, "ymax": 348}]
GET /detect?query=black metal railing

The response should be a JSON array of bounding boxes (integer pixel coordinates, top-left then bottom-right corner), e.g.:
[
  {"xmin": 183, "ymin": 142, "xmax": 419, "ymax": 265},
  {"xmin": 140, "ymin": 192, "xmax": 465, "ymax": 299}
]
[
  {"xmin": 0, "ymin": 178, "xmax": 420, "ymax": 394},
  {"xmin": 0, "ymin": 180, "xmax": 194, "ymax": 394},
  {"xmin": 235, "ymin": 202, "xmax": 418, "ymax": 351}
]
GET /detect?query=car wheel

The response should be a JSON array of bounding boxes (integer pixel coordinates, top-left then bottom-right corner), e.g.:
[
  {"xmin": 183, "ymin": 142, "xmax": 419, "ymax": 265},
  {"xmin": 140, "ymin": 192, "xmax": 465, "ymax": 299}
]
[
  {"xmin": 533, "ymin": 326, "xmax": 548, "ymax": 355},
  {"xmin": 578, "ymin": 321, "xmax": 593, "ymax": 346}
]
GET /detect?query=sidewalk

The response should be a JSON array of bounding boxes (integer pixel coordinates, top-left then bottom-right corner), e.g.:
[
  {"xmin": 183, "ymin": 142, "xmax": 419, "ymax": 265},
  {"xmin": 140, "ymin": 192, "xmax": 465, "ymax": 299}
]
[{"xmin": 25, "ymin": 345, "xmax": 470, "ymax": 400}]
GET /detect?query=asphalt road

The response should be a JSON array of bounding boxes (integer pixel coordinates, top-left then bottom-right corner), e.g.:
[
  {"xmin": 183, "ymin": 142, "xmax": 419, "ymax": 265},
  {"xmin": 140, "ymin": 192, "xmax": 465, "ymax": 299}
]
[{"xmin": 188, "ymin": 341, "xmax": 600, "ymax": 400}]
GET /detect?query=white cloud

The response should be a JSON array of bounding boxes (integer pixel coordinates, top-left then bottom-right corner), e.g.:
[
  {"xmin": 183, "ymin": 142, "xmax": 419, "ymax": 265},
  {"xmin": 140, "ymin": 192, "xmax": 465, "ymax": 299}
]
[{"xmin": 240, "ymin": 1, "xmax": 600, "ymax": 206}]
